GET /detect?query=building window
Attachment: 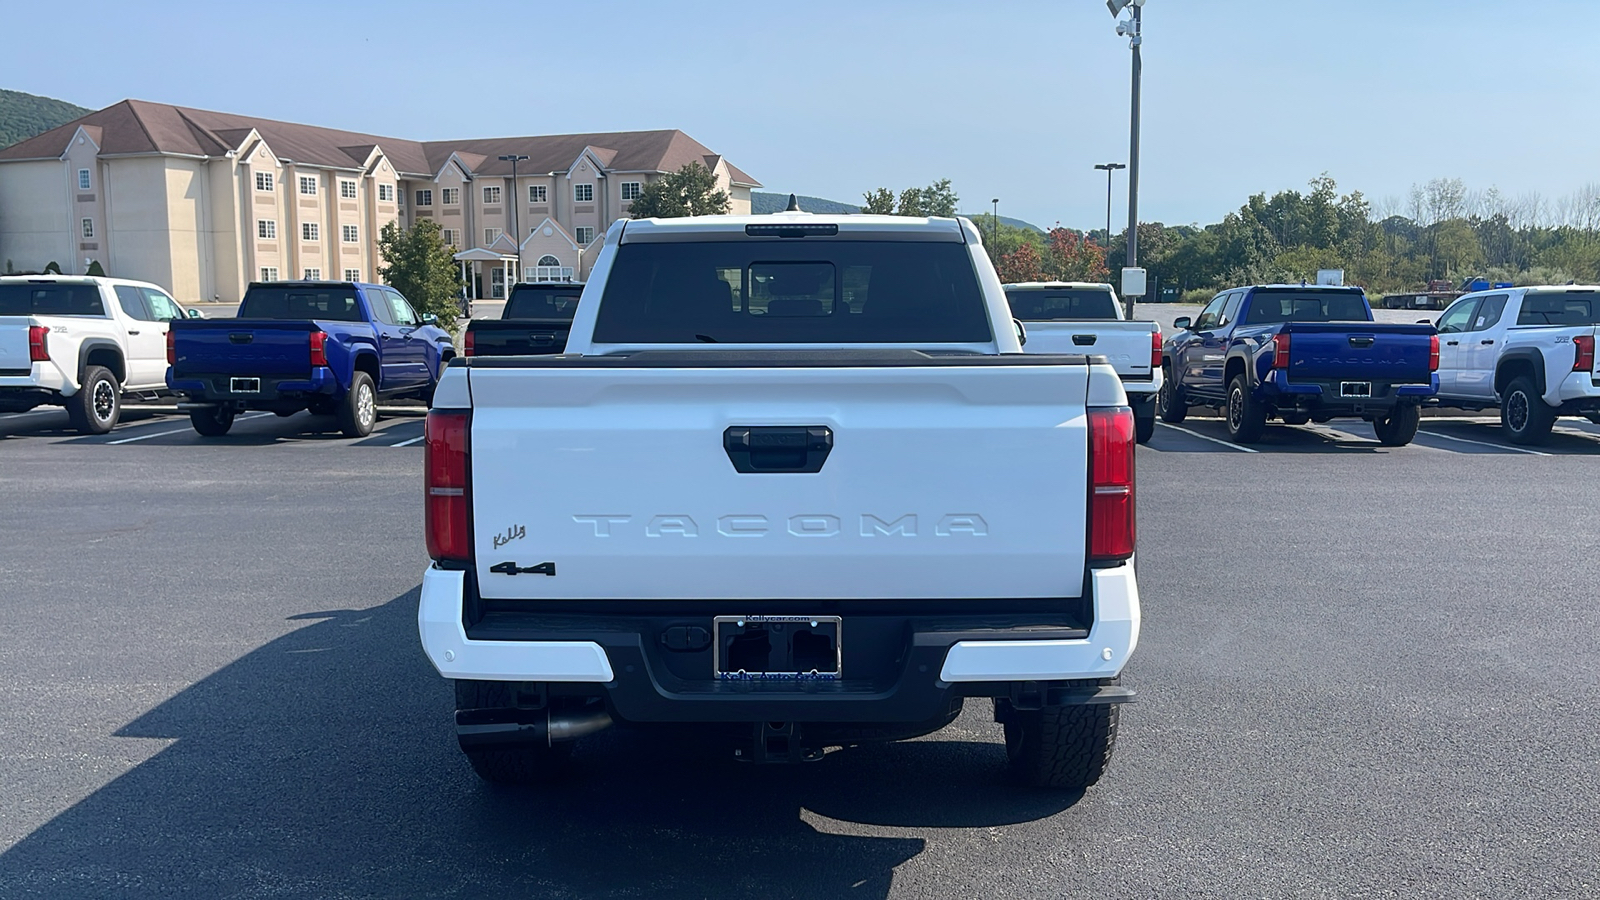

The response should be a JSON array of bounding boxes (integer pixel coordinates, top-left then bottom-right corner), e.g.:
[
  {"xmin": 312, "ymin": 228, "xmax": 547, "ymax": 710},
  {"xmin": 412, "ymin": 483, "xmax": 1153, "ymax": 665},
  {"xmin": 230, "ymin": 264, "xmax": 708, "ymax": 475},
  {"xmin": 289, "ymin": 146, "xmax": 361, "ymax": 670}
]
[
  {"xmin": 258, "ymin": 219, "xmax": 277, "ymax": 239},
  {"xmin": 81, "ymin": 218, "xmax": 95, "ymax": 239},
  {"xmin": 442, "ymin": 188, "xmax": 460, "ymax": 205},
  {"xmin": 78, "ymin": 169, "xmax": 92, "ymax": 190},
  {"xmin": 621, "ymin": 181, "xmax": 642, "ymax": 201},
  {"xmin": 302, "ymin": 222, "xmax": 319, "ymax": 242},
  {"xmin": 260, "ymin": 267, "xmax": 279, "ymax": 281},
  {"xmin": 303, "ymin": 268, "xmax": 322, "ymax": 280},
  {"xmin": 339, "ymin": 180, "xmax": 358, "ymax": 199},
  {"xmin": 299, "ymin": 175, "xmax": 318, "ymax": 195},
  {"xmin": 483, "ymin": 185, "xmax": 501, "ymax": 204},
  {"xmin": 529, "ymin": 185, "xmax": 547, "ymax": 203},
  {"xmin": 342, "ymin": 224, "xmax": 359, "ymax": 243},
  {"xmin": 255, "ymin": 171, "xmax": 274, "ymax": 192},
  {"xmin": 415, "ymin": 189, "xmax": 433, "ymax": 206},
  {"xmin": 575, "ymin": 226, "xmax": 595, "ymax": 244},
  {"xmin": 574, "ymin": 184, "xmax": 593, "ymax": 203},
  {"xmin": 485, "ymin": 228, "xmax": 502, "ymax": 245},
  {"xmin": 344, "ymin": 268, "xmax": 362, "ymax": 282},
  {"xmin": 441, "ymin": 229, "xmax": 458, "ymax": 247},
  {"xmin": 378, "ymin": 184, "xmax": 395, "ymax": 202}
]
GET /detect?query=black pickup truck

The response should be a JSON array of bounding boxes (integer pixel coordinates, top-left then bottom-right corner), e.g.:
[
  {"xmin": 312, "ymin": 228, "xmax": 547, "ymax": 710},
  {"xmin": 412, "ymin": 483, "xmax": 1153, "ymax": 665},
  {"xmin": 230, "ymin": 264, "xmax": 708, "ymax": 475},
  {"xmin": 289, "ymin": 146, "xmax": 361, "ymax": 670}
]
[{"xmin": 462, "ymin": 281, "xmax": 583, "ymax": 357}]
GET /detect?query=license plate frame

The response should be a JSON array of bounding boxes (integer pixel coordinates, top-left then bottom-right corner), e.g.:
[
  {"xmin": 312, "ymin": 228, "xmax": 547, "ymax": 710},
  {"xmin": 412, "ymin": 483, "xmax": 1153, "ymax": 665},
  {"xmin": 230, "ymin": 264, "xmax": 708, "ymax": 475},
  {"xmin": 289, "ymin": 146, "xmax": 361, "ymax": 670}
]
[
  {"xmin": 1340, "ymin": 381, "xmax": 1372, "ymax": 398},
  {"xmin": 713, "ymin": 615, "xmax": 842, "ymax": 682},
  {"xmin": 229, "ymin": 377, "xmax": 262, "ymax": 394}
]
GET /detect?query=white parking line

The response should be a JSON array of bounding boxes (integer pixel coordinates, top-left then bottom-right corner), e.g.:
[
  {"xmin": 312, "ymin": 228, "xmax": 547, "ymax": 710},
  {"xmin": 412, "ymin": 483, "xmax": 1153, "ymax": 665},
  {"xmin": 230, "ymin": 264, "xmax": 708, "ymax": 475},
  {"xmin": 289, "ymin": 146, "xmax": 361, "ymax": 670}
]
[
  {"xmin": 1415, "ymin": 429, "xmax": 1552, "ymax": 456},
  {"xmin": 1156, "ymin": 422, "xmax": 1259, "ymax": 453},
  {"xmin": 391, "ymin": 435, "xmax": 425, "ymax": 447},
  {"xmin": 107, "ymin": 413, "xmax": 270, "ymax": 444}
]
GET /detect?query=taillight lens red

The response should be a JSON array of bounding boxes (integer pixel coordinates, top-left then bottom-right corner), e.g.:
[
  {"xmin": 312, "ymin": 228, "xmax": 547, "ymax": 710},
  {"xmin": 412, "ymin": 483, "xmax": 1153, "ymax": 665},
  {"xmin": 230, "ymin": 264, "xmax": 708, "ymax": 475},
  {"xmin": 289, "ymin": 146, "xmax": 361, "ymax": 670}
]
[
  {"xmin": 28, "ymin": 325, "xmax": 49, "ymax": 362},
  {"xmin": 1088, "ymin": 407, "xmax": 1136, "ymax": 564},
  {"xmin": 1150, "ymin": 329, "xmax": 1162, "ymax": 369},
  {"xmin": 166, "ymin": 330, "xmax": 176, "ymax": 366},
  {"xmin": 1429, "ymin": 334, "xmax": 1441, "ymax": 372},
  {"xmin": 309, "ymin": 331, "xmax": 328, "ymax": 368},
  {"xmin": 463, "ymin": 329, "xmax": 475, "ymax": 358},
  {"xmin": 1574, "ymin": 335, "xmax": 1595, "ymax": 373},
  {"xmin": 1272, "ymin": 333, "xmax": 1291, "ymax": 369},
  {"xmin": 425, "ymin": 410, "xmax": 471, "ymax": 561}
]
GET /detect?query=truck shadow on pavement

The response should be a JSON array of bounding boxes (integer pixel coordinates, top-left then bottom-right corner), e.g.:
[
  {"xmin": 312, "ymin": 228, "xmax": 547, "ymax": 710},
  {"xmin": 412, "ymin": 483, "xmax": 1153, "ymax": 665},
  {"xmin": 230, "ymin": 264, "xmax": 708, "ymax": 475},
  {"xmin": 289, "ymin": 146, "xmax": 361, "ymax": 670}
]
[{"xmin": 0, "ymin": 590, "xmax": 1078, "ymax": 899}]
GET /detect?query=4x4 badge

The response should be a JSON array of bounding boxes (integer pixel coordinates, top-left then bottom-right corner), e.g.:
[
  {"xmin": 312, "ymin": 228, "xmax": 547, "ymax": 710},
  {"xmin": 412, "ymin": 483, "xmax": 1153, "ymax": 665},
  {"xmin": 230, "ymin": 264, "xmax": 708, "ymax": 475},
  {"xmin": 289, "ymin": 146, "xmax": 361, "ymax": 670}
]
[{"xmin": 489, "ymin": 561, "xmax": 556, "ymax": 577}]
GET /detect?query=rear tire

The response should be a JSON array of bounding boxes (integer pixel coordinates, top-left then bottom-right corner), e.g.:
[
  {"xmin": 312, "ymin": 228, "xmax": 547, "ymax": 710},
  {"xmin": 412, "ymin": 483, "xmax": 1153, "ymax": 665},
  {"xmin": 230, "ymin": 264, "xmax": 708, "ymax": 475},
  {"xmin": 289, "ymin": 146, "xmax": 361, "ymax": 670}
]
[
  {"xmin": 1157, "ymin": 368, "xmax": 1187, "ymax": 424},
  {"xmin": 1133, "ymin": 399, "xmax": 1156, "ymax": 444},
  {"xmin": 1372, "ymin": 404, "xmax": 1421, "ymax": 446},
  {"xmin": 337, "ymin": 371, "xmax": 377, "ymax": 438},
  {"xmin": 1225, "ymin": 374, "xmax": 1267, "ymax": 443},
  {"xmin": 67, "ymin": 366, "xmax": 120, "ymax": 435},
  {"xmin": 188, "ymin": 406, "xmax": 235, "ymax": 437},
  {"xmin": 1499, "ymin": 376, "xmax": 1554, "ymax": 445},
  {"xmin": 455, "ymin": 681, "xmax": 573, "ymax": 786},
  {"xmin": 997, "ymin": 694, "xmax": 1120, "ymax": 789}
]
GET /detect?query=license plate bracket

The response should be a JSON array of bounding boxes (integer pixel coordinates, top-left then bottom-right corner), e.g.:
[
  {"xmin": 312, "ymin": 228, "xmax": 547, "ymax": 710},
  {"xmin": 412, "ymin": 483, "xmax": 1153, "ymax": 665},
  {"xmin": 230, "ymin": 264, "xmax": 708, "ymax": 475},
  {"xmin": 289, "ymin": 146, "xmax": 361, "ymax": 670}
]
[
  {"xmin": 713, "ymin": 615, "xmax": 841, "ymax": 681},
  {"xmin": 1340, "ymin": 381, "xmax": 1372, "ymax": 398},
  {"xmin": 229, "ymin": 377, "xmax": 261, "ymax": 394}
]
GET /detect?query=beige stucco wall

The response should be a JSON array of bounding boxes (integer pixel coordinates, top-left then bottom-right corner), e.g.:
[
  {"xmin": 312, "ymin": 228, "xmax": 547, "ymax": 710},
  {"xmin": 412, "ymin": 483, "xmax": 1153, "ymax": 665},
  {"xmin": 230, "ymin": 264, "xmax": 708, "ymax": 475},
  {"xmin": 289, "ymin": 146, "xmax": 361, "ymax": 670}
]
[
  {"xmin": 103, "ymin": 156, "xmax": 177, "ymax": 294},
  {"xmin": 0, "ymin": 159, "xmax": 71, "ymax": 273}
]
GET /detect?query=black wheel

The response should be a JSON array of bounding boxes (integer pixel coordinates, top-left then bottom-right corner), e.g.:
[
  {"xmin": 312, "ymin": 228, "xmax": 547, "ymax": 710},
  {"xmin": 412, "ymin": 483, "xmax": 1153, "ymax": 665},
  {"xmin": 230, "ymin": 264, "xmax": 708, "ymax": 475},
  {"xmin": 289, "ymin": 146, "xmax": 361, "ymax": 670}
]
[
  {"xmin": 337, "ymin": 371, "xmax": 377, "ymax": 438},
  {"xmin": 67, "ymin": 365, "xmax": 120, "ymax": 434},
  {"xmin": 1372, "ymin": 404, "xmax": 1420, "ymax": 446},
  {"xmin": 455, "ymin": 681, "xmax": 573, "ymax": 786},
  {"xmin": 1225, "ymin": 374, "xmax": 1266, "ymax": 443},
  {"xmin": 188, "ymin": 406, "xmax": 235, "ymax": 437},
  {"xmin": 1280, "ymin": 412, "xmax": 1310, "ymax": 426},
  {"xmin": 1133, "ymin": 398, "xmax": 1156, "ymax": 444},
  {"xmin": 1157, "ymin": 367, "xmax": 1187, "ymax": 424},
  {"xmin": 996, "ymin": 694, "xmax": 1120, "ymax": 789},
  {"xmin": 1500, "ymin": 376, "xmax": 1554, "ymax": 445}
]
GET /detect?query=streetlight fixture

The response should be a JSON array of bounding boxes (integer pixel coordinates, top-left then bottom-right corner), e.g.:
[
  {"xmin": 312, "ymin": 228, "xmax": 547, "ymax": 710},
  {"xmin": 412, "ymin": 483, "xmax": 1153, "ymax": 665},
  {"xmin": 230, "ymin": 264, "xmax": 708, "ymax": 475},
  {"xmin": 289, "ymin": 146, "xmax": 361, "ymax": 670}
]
[
  {"xmin": 497, "ymin": 154, "xmax": 529, "ymax": 283},
  {"xmin": 1093, "ymin": 163, "xmax": 1126, "ymax": 247},
  {"xmin": 1107, "ymin": 0, "xmax": 1144, "ymax": 315}
]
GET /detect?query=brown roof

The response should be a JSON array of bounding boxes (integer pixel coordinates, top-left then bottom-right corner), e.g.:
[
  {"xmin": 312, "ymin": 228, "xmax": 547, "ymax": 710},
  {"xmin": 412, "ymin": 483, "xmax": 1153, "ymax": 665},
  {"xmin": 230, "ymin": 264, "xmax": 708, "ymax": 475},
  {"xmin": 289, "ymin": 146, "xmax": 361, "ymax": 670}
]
[{"xmin": 0, "ymin": 99, "xmax": 760, "ymax": 186}]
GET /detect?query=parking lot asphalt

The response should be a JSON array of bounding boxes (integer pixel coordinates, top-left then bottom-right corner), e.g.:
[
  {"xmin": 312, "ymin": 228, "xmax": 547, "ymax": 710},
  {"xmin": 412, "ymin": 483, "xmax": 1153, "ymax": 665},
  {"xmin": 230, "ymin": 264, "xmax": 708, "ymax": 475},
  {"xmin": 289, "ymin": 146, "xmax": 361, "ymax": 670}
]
[{"xmin": 2, "ymin": 409, "xmax": 1598, "ymax": 898}]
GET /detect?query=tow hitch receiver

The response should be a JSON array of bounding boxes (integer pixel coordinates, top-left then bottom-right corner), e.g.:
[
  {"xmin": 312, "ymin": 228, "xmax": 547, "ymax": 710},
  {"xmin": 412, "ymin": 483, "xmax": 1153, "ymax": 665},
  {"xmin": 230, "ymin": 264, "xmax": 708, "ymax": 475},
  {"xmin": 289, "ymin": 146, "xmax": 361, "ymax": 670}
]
[{"xmin": 734, "ymin": 722, "xmax": 824, "ymax": 763}]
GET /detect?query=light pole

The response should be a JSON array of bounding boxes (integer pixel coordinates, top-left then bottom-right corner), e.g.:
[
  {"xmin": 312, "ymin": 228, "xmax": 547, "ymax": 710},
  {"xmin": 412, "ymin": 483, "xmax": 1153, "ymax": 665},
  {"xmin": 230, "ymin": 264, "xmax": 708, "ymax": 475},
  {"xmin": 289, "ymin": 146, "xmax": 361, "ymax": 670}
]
[
  {"xmin": 1093, "ymin": 163, "xmax": 1125, "ymax": 247},
  {"xmin": 498, "ymin": 154, "xmax": 529, "ymax": 282},
  {"xmin": 1108, "ymin": 0, "xmax": 1144, "ymax": 316},
  {"xmin": 991, "ymin": 198, "xmax": 1000, "ymax": 245}
]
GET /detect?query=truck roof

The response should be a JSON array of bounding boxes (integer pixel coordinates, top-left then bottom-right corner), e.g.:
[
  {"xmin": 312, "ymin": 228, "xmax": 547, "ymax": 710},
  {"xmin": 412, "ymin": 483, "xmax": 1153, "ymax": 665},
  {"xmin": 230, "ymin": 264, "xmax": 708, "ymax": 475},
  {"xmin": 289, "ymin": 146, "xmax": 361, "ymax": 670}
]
[
  {"xmin": 1003, "ymin": 282, "xmax": 1115, "ymax": 291},
  {"xmin": 617, "ymin": 212, "xmax": 972, "ymax": 243}
]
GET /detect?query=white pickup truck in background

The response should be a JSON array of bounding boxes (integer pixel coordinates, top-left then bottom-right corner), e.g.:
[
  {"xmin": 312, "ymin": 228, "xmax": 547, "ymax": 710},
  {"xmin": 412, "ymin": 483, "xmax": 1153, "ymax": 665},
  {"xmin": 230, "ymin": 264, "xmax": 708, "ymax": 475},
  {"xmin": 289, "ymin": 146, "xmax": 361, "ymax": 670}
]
[
  {"xmin": 1430, "ymin": 285, "xmax": 1600, "ymax": 444},
  {"xmin": 1004, "ymin": 281, "xmax": 1162, "ymax": 443},
  {"xmin": 0, "ymin": 275, "xmax": 199, "ymax": 433},
  {"xmin": 418, "ymin": 211, "xmax": 1141, "ymax": 791}
]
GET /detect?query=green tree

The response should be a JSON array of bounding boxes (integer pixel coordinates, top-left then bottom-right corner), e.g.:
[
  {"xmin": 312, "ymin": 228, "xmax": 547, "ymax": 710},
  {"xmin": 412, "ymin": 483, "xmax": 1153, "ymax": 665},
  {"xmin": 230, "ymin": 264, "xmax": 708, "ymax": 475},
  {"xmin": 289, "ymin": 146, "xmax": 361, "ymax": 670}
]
[
  {"xmin": 628, "ymin": 162, "xmax": 730, "ymax": 218},
  {"xmin": 85, "ymin": 260, "xmax": 106, "ymax": 276},
  {"xmin": 895, "ymin": 187, "xmax": 925, "ymax": 216},
  {"xmin": 919, "ymin": 178, "xmax": 959, "ymax": 217},
  {"xmin": 860, "ymin": 188, "xmax": 895, "ymax": 215},
  {"xmin": 858, "ymin": 179, "xmax": 959, "ymax": 217},
  {"xmin": 376, "ymin": 219, "xmax": 463, "ymax": 331},
  {"xmin": 1041, "ymin": 228, "xmax": 1109, "ymax": 282}
]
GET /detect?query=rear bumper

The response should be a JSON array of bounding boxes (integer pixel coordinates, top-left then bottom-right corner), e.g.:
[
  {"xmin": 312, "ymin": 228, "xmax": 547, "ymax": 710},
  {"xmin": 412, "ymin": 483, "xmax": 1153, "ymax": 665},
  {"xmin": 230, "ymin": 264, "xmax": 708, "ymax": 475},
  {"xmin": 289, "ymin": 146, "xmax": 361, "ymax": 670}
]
[
  {"xmin": 0, "ymin": 361, "xmax": 69, "ymax": 395},
  {"xmin": 1263, "ymin": 370, "xmax": 1436, "ymax": 413},
  {"xmin": 168, "ymin": 367, "xmax": 338, "ymax": 402},
  {"xmin": 417, "ymin": 562, "xmax": 1140, "ymax": 723},
  {"xmin": 1553, "ymin": 372, "xmax": 1600, "ymax": 409}
]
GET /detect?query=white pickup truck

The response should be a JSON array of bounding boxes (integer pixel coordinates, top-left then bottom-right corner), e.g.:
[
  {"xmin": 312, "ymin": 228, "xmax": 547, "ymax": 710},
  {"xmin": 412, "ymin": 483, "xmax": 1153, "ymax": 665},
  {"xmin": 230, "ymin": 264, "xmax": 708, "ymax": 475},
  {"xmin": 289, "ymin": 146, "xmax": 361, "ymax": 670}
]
[
  {"xmin": 0, "ymin": 275, "xmax": 198, "ymax": 433},
  {"xmin": 1430, "ymin": 285, "xmax": 1600, "ymax": 444},
  {"xmin": 1004, "ymin": 282, "xmax": 1162, "ymax": 443},
  {"xmin": 418, "ymin": 212, "xmax": 1141, "ymax": 790}
]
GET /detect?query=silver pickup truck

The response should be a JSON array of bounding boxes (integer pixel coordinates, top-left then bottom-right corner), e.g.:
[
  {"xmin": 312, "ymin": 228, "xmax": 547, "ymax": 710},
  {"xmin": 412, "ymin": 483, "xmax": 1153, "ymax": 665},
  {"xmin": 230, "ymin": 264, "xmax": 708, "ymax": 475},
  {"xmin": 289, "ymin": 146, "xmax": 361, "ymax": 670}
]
[{"xmin": 418, "ymin": 212, "xmax": 1141, "ymax": 791}]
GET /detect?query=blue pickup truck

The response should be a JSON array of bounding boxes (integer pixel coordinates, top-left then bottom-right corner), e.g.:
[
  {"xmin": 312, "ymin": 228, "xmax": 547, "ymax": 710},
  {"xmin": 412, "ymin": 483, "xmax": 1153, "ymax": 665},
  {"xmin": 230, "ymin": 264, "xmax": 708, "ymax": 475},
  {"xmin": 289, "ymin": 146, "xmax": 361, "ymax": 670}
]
[
  {"xmin": 1158, "ymin": 285, "xmax": 1439, "ymax": 445},
  {"xmin": 167, "ymin": 281, "xmax": 454, "ymax": 437}
]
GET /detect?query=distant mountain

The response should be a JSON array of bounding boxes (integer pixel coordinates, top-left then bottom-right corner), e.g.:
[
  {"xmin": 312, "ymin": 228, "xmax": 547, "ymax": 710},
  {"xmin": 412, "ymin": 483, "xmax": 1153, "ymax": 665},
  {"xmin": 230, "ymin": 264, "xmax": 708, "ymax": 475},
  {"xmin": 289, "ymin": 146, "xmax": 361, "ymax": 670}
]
[
  {"xmin": 962, "ymin": 213, "xmax": 1045, "ymax": 233},
  {"xmin": 752, "ymin": 192, "xmax": 861, "ymax": 215},
  {"xmin": 0, "ymin": 89, "xmax": 91, "ymax": 150}
]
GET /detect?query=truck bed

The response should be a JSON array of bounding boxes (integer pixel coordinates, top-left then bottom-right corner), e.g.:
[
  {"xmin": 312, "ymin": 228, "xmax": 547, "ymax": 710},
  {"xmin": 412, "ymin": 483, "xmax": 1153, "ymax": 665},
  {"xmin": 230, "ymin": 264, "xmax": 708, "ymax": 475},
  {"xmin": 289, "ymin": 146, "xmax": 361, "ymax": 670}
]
[{"xmin": 1017, "ymin": 320, "xmax": 1156, "ymax": 382}]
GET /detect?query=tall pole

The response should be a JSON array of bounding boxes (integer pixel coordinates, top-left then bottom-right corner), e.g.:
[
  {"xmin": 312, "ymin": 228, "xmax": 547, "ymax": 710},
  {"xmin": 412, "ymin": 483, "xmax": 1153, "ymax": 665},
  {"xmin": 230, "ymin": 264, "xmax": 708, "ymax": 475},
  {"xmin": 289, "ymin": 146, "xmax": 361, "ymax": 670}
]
[
  {"xmin": 1094, "ymin": 163, "xmax": 1124, "ymax": 248},
  {"xmin": 1125, "ymin": 3, "xmax": 1142, "ymax": 317},
  {"xmin": 991, "ymin": 198, "xmax": 999, "ymax": 245},
  {"xmin": 498, "ymin": 154, "xmax": 529, "ymax": 283}
]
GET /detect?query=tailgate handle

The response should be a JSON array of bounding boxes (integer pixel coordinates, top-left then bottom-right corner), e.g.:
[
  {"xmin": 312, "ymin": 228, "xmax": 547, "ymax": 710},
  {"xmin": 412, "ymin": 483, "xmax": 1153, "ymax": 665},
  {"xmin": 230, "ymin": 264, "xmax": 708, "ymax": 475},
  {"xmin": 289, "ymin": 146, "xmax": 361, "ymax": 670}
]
[
  {"xmin": 229, "ymin": 333, "xmax": 254, "ymax": 344},
  {"xmin": 1348, "ymin": 335, "xmax": 1375, "ymax": 348},
  {"xmin": 724, "ymin": 426, "xmax": 833, "ymax": 474},
  {"xmin": 1072, "ymin": 334, "xmax": 1098, "ymax": 346}
]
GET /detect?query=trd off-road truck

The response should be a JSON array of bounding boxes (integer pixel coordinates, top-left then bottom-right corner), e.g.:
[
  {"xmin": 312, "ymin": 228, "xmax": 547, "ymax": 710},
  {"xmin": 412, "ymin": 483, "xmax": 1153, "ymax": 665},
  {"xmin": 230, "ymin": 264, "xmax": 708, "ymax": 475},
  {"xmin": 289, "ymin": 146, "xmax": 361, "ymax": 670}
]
[{"xmin": 417, "ymin": 210, "xmax": 1142, "ymax": 789}]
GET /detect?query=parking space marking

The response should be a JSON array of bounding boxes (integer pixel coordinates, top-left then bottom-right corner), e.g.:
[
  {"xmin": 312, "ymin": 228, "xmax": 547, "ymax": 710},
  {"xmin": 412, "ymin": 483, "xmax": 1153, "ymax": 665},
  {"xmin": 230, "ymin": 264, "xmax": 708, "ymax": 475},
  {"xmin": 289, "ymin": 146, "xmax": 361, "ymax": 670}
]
[
  {"xmin": 390, "ymin": 435, "xmax": 425, "ymax": 448},
  {"xmin": 1415, "ymin": 429, "xmax": 1552, "ymax": 456},
  {"xmin": 107, "ymin": 413, "xmax": 271, "ymax": 444},
  {"xmin": 1156, "ymin": 422, "xmax": 1259, "ymax": 453}
]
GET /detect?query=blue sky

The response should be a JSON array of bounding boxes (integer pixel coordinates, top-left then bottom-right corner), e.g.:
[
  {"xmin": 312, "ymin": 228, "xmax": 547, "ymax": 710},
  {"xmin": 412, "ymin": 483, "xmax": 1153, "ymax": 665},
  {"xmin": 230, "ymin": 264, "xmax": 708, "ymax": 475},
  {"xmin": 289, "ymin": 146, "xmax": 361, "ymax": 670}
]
[{"xmin": 3, "ymin": 0, "xmax": 1595, "ymax": 230}]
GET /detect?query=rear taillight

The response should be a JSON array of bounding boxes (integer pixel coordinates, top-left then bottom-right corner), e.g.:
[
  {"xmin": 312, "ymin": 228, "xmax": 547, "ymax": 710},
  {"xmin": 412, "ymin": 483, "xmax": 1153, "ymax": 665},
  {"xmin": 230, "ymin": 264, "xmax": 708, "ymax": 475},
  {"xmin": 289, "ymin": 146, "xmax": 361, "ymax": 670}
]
[
  {"xmin": 1272, "ymin": 333, "xmax": 1291, "ymax": 369},
  {"xmin": 309, "ymin": 331, "xmax": 327, "ymax": 367},
  {"xmin": 462, "ymin": 329, "xmax": 475, "ymax": 358},
  {"xmin": 1150, "ymin": 329, "xmax": 1162, "ymax": 370},
  {"xmin": 425, "ymin": 410, "xmax": 471, "ymax": 561},
  {"xmin": 1429, "ymin": 334, "xmax": 1441, "ymax": 372},
  {"xmin": 1088, "ymin": 407, "xmax": 1136, "ymax": 564},
  {"xmin": 1574, "ymin": 335, "xmax": 1595, "ymax": 372},
  {"xmin": 166, "ymin": 330, "xmax": 176, "ymax": 366},
  {"xmin": 28, "ymin": 325, "xmax": 49, "ymax": 362}
]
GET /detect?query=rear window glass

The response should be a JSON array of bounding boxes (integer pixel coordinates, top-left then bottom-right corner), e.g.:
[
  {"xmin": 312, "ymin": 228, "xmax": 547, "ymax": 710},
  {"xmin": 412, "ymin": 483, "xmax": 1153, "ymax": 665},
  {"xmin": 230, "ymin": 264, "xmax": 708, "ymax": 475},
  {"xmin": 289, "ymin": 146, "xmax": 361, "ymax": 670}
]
[
  {"xmin": 591, "ymin": 241, "xmax": 991, "ymax": 344},
  {"xmin": 239, "ymin": 286, "xmax": 363, "ymax": 321},
  {"xmin": 1244, "ymin": 290, "xmax": 1370, "ymax": 324},
  {"xmin": 1004, "ymin": 288, "xmax": 1118, "ymax": 320},
  {"xmin": 0, "ymin": 283, "xmax": 105, "ymax": 317},
  {"xmin": 505, "ymin": 287, "xmax": 583, "ymax": 320},
  {"xmin": 1517, "ymin": 292, "xmax": 1599, "ymax": 326}
]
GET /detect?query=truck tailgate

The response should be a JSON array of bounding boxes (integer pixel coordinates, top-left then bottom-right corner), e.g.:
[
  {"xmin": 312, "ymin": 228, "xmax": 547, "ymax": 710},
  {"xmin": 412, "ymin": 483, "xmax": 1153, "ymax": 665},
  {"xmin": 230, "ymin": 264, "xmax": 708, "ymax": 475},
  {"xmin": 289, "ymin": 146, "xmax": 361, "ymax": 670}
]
[
  {"xmin": 467, "ymin": 357, "xmax": 1092, "ymax": 601},
  {"xmin": 1284, "ymin": 322, "xmax": 1435, "ymax": 383},
  {"xmin": 1019, "ymin": 321, "xmax": 1154, "ymax": 380},
  {"xmin": 169, "ymin": 319, "xmax": 316, "ymax": 378},
  {"xmin": 466, "ymin": 319, "xmax": 571, "ymax": 356},
  {"xmin": 0, "ymin": 317, "xmax": 32, "ymax": 374}
]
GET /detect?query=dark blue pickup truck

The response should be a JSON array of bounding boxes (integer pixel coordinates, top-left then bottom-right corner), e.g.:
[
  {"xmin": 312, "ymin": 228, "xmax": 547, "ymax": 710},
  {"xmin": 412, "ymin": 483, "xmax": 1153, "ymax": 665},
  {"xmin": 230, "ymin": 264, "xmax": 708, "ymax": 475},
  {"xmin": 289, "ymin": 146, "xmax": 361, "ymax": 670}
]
[
  {"xmin": 167, "ymin": 281, "xmax": 454, "ymax": 437},
  {"xmin": 1158, "ymin": 285, "xmax": 1439, "ymax": 445}
]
